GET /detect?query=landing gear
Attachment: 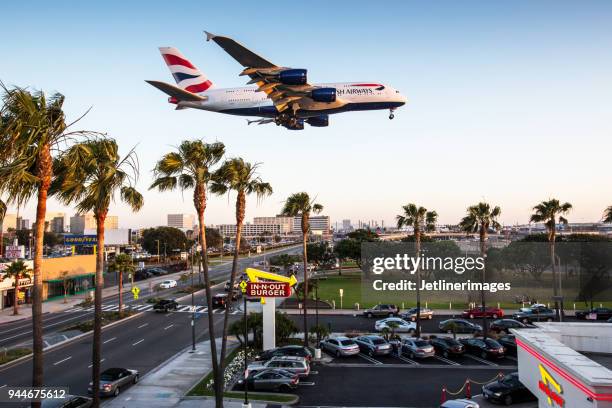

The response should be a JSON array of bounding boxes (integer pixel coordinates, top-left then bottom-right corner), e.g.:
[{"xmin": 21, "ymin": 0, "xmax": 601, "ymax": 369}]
[{"xmin": 389, "ymin": 109, "xmax": 395, "ymax": 120}]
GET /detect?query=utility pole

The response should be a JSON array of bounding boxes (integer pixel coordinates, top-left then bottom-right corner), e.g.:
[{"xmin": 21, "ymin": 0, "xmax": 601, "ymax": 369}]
[
  {"xmin": 190, "ymin": 245, "xmax": 196, "ymax": 352},
  {"xmin": 242, "ymin": 282, "xmax": 250, "ymax": 408}
]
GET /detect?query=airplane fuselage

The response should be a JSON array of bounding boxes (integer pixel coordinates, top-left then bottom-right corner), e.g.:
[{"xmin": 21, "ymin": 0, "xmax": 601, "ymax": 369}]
[{"xmin": 175, "ymin": 82, "xmax": 406, "ymax": 118}]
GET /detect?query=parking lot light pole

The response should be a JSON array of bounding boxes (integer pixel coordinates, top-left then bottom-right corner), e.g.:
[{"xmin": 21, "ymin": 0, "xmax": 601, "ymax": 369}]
[{"xmin": 190, "ymin": 247, "xmax": 196, "ymax": 352}]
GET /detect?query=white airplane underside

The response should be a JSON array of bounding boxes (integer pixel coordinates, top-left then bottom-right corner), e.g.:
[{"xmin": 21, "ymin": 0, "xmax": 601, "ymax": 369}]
[{"xmin": 146, "ymin": 32, "xmax": 407, "ymax": 130}]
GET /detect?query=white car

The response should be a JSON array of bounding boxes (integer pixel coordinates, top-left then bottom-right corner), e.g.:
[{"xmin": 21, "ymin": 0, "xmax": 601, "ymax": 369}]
[
  {"xmin": 159, "ymin": 279, "xmax": 177, "ymax": 289},
  {"xmin": 374, "ymin": 317, "xmax": 417, "ymax": 333}
]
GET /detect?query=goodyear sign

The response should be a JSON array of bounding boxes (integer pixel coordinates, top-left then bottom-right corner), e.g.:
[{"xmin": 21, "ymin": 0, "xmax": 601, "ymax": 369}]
[{"xmin": 64, "ymin": 235, "xmax": 98, "ymax": 246}]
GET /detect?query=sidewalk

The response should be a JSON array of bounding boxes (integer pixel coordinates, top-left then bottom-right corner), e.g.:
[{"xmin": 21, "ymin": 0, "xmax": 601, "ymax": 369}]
[{"xmin": 102, "ymin": 338, "xmax": 271, "ymax": 408}]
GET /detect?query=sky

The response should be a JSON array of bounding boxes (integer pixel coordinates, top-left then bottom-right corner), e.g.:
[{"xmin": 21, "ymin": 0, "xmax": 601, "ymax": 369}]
[{"xmin": 1, "ymin": 0, "xmax": 612, "ymax": 229}]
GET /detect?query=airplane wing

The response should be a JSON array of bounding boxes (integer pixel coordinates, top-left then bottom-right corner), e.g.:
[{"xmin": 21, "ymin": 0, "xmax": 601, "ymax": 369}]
[{"xmin": 205, "ymin": 31, "xmax": 340, "ymax": 113}]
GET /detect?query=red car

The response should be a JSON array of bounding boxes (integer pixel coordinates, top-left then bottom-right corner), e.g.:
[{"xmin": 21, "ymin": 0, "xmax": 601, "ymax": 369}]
[{"xmin": 462, "ymin": 306, "xmax": 504, "ymax": 319}]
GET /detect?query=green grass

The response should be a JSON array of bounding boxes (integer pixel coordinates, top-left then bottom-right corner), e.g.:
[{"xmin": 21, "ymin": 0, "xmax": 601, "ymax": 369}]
[
  {"xmin": 313, "ymin": 273, "xmax": 612, "ymax": 310},
  {"xmin": 0, "ymin": 348, "xmax": 31, "ymax": 365}
]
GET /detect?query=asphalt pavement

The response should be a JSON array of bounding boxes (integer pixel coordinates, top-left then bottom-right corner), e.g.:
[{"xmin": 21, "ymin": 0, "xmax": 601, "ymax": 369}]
[{"xmin": 0, "ymin": 246, "xmax": 300, "ymax": 397}]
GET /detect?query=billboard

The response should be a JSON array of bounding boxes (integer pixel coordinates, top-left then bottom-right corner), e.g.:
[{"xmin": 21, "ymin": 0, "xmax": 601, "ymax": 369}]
[{"xmin": 5, "ymin": 245, "xmax": 25, "ymax": 259}]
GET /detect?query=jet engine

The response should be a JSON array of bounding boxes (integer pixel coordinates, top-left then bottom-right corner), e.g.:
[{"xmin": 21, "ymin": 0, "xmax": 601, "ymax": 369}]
[
  {"xmin": 306, "ymin": 115, "xmax": 329, "ymax": 127},
  {"xmin": 278, "ymin": 69, "xmax": 307, "ymax": 85},
  {"xmin": 311, "ymin": 88, "xmax": 336, "ymax": 103}
]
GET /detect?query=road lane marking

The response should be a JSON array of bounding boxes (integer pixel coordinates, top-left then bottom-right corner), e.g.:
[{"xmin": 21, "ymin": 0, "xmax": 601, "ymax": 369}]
[
  {"xmin": 464, "ymin": 353, "xmax": 498, "ymax": 366},
  {"xmin": 53, "ymin": 356, "xmax": 72, "ymax": 366},
  {"xmin": 132, "ymin": 339, "xmax": 144, "ymax": 346},
  {"xmin": 137, "ymin": 323, "xmax": 149, "ymax": 329},
  {"xmin": 88, "ymin": 358, "xmax": 105, "ymax": 368},
  {"xmin": 0, "ymin": 384, "xmax": 6, "ymax": 388},
  {"xmin": 178, "ymin": 305, "xmax": 191, "ymax": 312},
  {"xmin": 434, "ymin": 355, "xmax": 460, "ymax": 366},
  {"xmin": 103, "ymin": 337, "xmax": 117, "ymax": 344},
  {"xmin": 358, "ymin": 353, "xmax": 382, "ymax": 364},
  {"xmin": 164, "ymin": 324, "xmax": 174, "ymax": 330}
]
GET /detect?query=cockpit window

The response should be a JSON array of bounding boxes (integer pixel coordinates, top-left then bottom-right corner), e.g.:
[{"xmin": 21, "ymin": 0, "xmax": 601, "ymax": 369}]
[{"xmin": 376, "ymin": 85, "xmax": 385, "ymax": 91}]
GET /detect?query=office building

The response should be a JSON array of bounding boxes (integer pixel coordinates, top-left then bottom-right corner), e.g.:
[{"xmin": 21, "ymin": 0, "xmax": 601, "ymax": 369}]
[
  {"xmin": 342, "ymin": 219, "xmax": 352, "ymax": 232},
  {"xmin": 293, "ymin": 215, "xmax": 331, "ymax": 234},
  {"xmin": 253, "ymin": 216, "xmax": 294, "ymax": 234},
  {"xmin": 167, "ymin": 214, "xmax": 195, "ymax": 230},
  {"xmin": 49, "ymin": 216, "xmax": 65, "ymax": 233},
  {"xmin": 217, "ymin": 223, "xmax": 282, "ymax": 238},
  {"xmin": 70, "ymin": 213, "xmax": 118, "ymax": 234}
]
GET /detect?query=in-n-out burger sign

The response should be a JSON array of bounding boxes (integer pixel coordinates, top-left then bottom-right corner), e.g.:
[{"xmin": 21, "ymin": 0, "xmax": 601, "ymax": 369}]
[
  {"xmin": 538, "ymin": 364, "xmax": 565, "ymax": 407},
  {"xmin": 246, "ymin": 281, "xmax": 291, "ymax": 298}
]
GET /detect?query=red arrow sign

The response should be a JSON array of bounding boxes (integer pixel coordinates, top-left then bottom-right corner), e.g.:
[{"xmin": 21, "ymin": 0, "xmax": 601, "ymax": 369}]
[{"xmin": 246, "ymin": 281, "xmax": 292, "ymax": 298}]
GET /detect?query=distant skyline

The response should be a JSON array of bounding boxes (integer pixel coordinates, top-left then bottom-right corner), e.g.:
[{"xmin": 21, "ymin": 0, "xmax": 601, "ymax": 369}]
[{"xmin": 2, "ymin": 1, "xmax": 611, "ymax": 228}]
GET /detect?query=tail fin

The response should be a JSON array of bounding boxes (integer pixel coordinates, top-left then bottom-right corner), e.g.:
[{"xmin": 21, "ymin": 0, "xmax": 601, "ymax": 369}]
[{"xmin": 158, "ymin": 47, "xmax": 213, "ymax": 93}]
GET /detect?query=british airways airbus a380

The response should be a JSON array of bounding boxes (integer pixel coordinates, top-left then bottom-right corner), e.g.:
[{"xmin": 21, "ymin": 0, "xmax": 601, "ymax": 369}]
[{"xmin": 146, "ymin": 32, "xmax": 407, "ymax": 130}]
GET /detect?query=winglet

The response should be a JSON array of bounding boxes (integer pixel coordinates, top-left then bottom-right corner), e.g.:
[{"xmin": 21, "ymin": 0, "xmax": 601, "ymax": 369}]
[{"xmin": 204, "ymin": 31, "xmax": 216, "ymax": 42}]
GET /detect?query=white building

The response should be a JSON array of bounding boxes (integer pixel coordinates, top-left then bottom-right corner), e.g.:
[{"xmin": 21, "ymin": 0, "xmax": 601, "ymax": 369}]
[
  {"xmin": 217, "ymin": 223, "xmax": 281, "ymax": 238},
  {"xmin": 167, "ymin": 214, "xmax": 195, "ymax": 230},
  {"xmin": 292, "ymin": 215, "xmax": 330, "ymax": 234},
  {"xmin": 253, "ymin": 216, "xmax": 294, "ymax": 234}
]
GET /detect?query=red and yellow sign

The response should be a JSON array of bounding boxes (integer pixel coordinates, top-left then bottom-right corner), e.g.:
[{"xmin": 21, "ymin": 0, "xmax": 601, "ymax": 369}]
[
  {"xmin": 246, "ymin": 281, "xmax": 291, "ymax": 298},
  {"xmin": 538, "ymin": 364, "xmax": 564, "ymax": 407}
]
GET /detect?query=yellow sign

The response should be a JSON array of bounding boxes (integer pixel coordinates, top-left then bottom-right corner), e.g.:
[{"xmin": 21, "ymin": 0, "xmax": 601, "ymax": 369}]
[
  {"xmin": 538, "ymin": 364, "xmax": 564, "ymax": 407},
  {"xmin": 131, "ymin": 286, "xmax": 140, "ymax": 300},
  {"xmin": 239, "ymin": 280, "xmax": 247, "ymax": 293},
  {"xmin": 245, "ymin": 268, "xmax": 298, "ymax": 303}
]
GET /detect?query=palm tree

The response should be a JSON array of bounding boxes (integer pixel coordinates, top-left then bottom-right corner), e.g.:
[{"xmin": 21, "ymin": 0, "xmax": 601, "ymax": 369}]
[
  {"xmin": 0, "ymin": 84, "xmax": 90, "ymax": 395},
  {"xmin": 603, "ymin": 206, "xmax": 612, "ymax": 224},
  {"xmin": 4, "ymin": 260, "xmax": 31, "ymax": 315},
  {"xmin": 52, "ymin": 137, "xmax": 143, "ymax": 407},
  {"xmin": 107, "ymin": 254, "xmax": 135, "ymax": 317},
  {"xmin": 396, "ymin": 204, "xmax": 437, "ymax": 337},
  {"xmin": 0, "ymin": 198, "xmax": 6, "ymax": 258},
  {"xmin": 280, "ymin": 192, "xmax": 323, "ymax": 346},
  {"xmin": 459, "ymin": 202, "xmax": 501, "ymax": 337},
  {"xmin": 530, "ymin": 199, "xmax": 572, "ymax": 320},
  {"xmin": 150, "ymin": 139, "xmax": 224, "ymax": 406},
  {"xmin": 211, "ymin": 158, "xmax": 272, "ymax": 374}
]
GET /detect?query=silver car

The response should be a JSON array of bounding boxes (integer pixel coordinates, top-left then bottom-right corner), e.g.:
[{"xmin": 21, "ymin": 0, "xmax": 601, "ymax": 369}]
[
  {"xmin": 320, "ymin": 336, "xmax": 360, "ymax": 357},
  {"xmin": 401, "ymin": 338, "xmax": 435, "ymax": 359},
  {"xmin": 354, "ymin": 335, "xmax": 392, "ymax": 356},
  {"xmin": 88, "ymin": 367, "xmax": 139, "ymax": 397},
  {"xmin": 440, "ymin": 399, "xmax": 480, "ymax": 408},
  {"xmin": 247, "ymin": 356, "xmax": 310, "ymax": 377},
  {"xmin": 238, "ymin": 368, "xmax": 299, "ymax": 392}
]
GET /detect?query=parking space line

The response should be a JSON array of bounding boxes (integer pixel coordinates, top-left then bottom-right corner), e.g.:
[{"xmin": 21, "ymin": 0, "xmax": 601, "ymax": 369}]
[
  {"xmin": 137, "ymin": 323, "xmax": 148, "ymax": 329},
  {"xmin": 88, "ymin": 358, "xmax": 105, "ymax": 368},
  {"xmin": 103, "ymin": 337, "xmax": 116, "ymax": 344},
  {"xmin": 434, "ymin": 356, "xmax": 460, "ymax": 366},
  {"xmin": 464, "ymin": 354, "xmax": 498, "ymax": 366},
  {"xmin": 395, "ymin": 354, "xmax": 418, "ymax": 365},
  {"xmin": 358, "ymin": 353, "xmax": 382, "ymax": 364},
  {"xmin": 164, "ymin": 324, "xmax": 174, "ymax": 330},
  {"xmin": 132, "ymin": 339, "xmax": 144, "ymax": 346}
]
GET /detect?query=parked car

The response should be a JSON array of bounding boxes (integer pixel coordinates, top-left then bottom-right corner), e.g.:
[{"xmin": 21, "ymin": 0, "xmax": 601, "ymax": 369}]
[
  {"xmin": 374, "ymin": 317, "xmax": 416, "ymax": 333},
  {"xmin": 212, "ymin": 293, "xmax": 229, "ymax": 309},
  {"xmin": 429, "ymin": 337, "xmax": 465, "ymax": 358},
  {"xmin": 41, "ymin": 395, "xmax": 93, "ymax": 408},
  {"xmin": 254, "ymin": 345, "xmax": 313, "ymax": 362},
  {"xmin": 146, "ymin": 267, "xmax": 167, "ymax": 276},
  {"xmin": 498, "ymin": 334, "xmax": 517, "ymax": 356},
  {"xmin": 575, "ymin": 307, "xmax": 612, "ymax": 320},
  {"xmin": 439, "ymin": 399, "xmax": 480, "ymax": 408},
  {"xmin": 490, "ymin": 319, "xmax": 533, "ymax": 333},
  {"xmin": 159, "ymin": 279, "xmax": 177, "ymax": 289},
  {"xmin": 512, "ymin": 307, "xmax": 555, "ymax": 323},
  {"xmin": 247, "ymin": 356, "xmax": 310, "ymax": 377},
  {"xmin": 400, "ymin": 307, "xmax": 434, "ymax": 321},
  {"xmin": 482, "ymin": 372, "xmax": 537, "ymax": 405},
  {"xmin": 153, "ymin": 299, "xmax": 179, "ymax": 312},
  {"xmin": 401, "ymin": 338, "xmax": 435, "ymax": 359},
  {"xmin": 237, "ymin": 368, "xmax": 299, "ymax": 392},
  {"xmin": 363, "ymin": 304, "xmax": 399, "ymax": 318},
  {"xmin": 459, "ymin": 338, "xmax": 505, "ymax": 360},
  {"xmin": 439, "ymin": 319, "xmax": 482, "ymax": 334},
  {"xmin": 461, "ymin": 306, "xmax": 504, "ymax": 319},
  {"xmin": 87, "ymin": 367, "xmax": 139, "ymax": 397},
  {"xmin": 354, "ymin": 335, "xmax": 392, "ymax": 356},
  {"xmin": 319, "ymin": 336, "xmax": 360, "ymax": 357},
  {"xmin": 134, "ymin": 269, "xmax": 153, "ymax": 281}
]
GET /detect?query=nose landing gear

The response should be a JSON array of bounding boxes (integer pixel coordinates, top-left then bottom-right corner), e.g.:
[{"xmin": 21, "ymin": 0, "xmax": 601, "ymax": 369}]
[{"xmin": 389, "ymin": 109, "xmax": 396, "ymax": 120}]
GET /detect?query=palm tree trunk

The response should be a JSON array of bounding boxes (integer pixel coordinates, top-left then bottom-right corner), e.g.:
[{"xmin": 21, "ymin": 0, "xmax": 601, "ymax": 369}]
[
  {"xmin": 302, "ymin": 213, "xmax": 309, "ymax": 347},
  {"xmin": 194, "ymin": 186, "xmax": 222, "ymax": 408},
  {"xmin": 220, "ymin": 191, "xmax": 245, "ymax": 376},
  {"xmin": 415, "ymin": 230, "xmax": 421, "ymax": 337},
  {"xmin": 32, "ymin": 147, "xmax": 51, "ymax": 406},
  {"xmin": 0, "ymin": 223, "xmax": 4, "ymax": 258},
  {"xmin": 92, "ymin": 213, "xmax": 106, "ymax": 408},
  {"xmin": 480, "ymin": 228, "xmax": 488, "ymax": 339},
  {"xmin": 118, "ymin": 269, "xmax": 123, "ymax": 318},
  {"xmin": 13, "ymin": 279, "xmax": 19, "ymax": 315}
]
